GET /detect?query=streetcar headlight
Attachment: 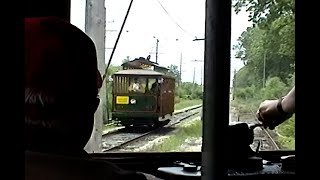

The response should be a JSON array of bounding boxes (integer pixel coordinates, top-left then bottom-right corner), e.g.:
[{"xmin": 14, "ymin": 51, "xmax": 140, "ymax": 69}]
[{"xmin": 130, "ymin": 99, "xmax": 136, "ymax": 104}]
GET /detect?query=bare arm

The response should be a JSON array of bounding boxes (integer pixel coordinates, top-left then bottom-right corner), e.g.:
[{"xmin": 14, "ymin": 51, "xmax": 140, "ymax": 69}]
[
  {"xmin": 256, "ymin": 86, "xmax": 295, "ymax": 129},
  {"xmin": 281, "ymin": 86, "xmax": 295, "ymax": 114}
]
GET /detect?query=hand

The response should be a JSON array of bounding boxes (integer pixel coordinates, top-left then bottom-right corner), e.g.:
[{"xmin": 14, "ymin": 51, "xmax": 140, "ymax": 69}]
[{"xmin": 256, "ymin": 99, "xmax": 289, "ymax": 129}]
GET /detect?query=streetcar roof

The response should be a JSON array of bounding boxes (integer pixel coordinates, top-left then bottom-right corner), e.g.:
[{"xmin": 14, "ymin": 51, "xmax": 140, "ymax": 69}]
[{"xmin": 113, "ymin": 69, "xmax": 164, "ymax": 76}]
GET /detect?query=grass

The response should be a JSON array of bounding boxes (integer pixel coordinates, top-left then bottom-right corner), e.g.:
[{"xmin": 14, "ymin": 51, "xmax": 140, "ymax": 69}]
[
  {"xmin": 230, "ymin": 98, "xmax": 260, "ymax": 114},
  {"xmin": 275, "ymin": 136, "xmax": 295, "ymax": 150},
  {"xmin": 102, "ymin": 123, "xmax": 118, "ymax": 132},
  {"xmin": 149, "ymin": 118, "xmax": 202, "ymax": 152},
  {"xmin": 175, "ymin": 99, "xmax": 202, "ymax": 111}
]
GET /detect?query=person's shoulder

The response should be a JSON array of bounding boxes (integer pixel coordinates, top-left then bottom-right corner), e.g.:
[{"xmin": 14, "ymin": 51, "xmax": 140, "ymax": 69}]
[{"xmin": 25, "ymin": 151, "xmax": 149, "ymax": 180}]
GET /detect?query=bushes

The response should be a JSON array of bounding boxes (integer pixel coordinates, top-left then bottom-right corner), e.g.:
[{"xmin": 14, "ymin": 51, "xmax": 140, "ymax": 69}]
[
  {"xmin": 176, "ymin": 82, "xmax": 203, "ymax": 100},
  {"xmin": 260, "ymin": 77, "xmax": 288, "ymax": 99},
  {"xmin": 233, "ymin": 75, "xmax": 295, "ymax": 149},
  {"xmin": 234, "ymin": 85, "xmax": 257, "ymax": 100},
  {"xmin": 234, "ymin": 76, "xmax": 293, "ymax": 101}
]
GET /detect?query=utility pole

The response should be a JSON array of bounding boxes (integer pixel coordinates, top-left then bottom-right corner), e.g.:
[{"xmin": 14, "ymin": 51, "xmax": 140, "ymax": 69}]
[
  {"xmin": 190, "ymin": 59, "xmax": 203, "ymax": 86},
  {"xmin": 263, "ymin": 52, "xmax": 266, "ymax": 88},
  {"xmin": 84, "ymin": 0, "xmax": 106, "ymax": 153},
  {"xmin": 191, "ymin": 59, "xmax": 203, "ymax": 86},
  {"xmin": 200, "ymin": 66, "xmax": 203, "ymax": 86},
  {"xmin": 232, "ymin": 69, "xmax": 236, "ymax": 100},
  {"xmin": 179, "ymin": 52, "xmax": 182, "ymax": 86},
  {"xmin": 193, "ymin": 67, "xmax": 196, "ymax": 84},
  {"xmin": 155, "ymin": 38, "xmax": 159, "ymax": 63}
]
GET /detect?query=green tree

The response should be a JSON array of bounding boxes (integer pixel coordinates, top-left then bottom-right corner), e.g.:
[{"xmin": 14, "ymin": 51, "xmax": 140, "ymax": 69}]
[
  {"xmin": 177, "ymin": 82, "xmax": 203, "ymax": 100},
  {"xmin": 232, "ymin": 0, "xmax": 294, "ymax": 26},
  {"xmin": 167, "ymin": 64, "xmax": 181, "ymax": 82},
  {"xmin": 232, "ymin": 0, "xmax": 295, "ymax": 149},
  {"xmin": 260, "ymin": 76, "xmax": 287, "ymax": 99},
  {"xmin": 232, "ymin": 0, "xmax": 295, "ymax": 88}
]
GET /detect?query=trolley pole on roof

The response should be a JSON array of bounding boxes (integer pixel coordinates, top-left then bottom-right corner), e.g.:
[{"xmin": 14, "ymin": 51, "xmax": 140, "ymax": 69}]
[{"xmin": 155, "ymin": 38, "xmax": 159, "ymax": 63}]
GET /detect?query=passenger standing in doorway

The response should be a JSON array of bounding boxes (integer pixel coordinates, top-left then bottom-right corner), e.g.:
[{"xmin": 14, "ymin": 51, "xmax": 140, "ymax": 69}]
[{"xmin": 150, "ymin": 79, "xmax": 160, "ymax": 93}]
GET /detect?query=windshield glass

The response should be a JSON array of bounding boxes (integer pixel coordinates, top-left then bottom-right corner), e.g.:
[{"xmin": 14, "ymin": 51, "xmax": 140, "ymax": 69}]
[{"xmin": 70, "ymin": 0, "xmax": 294, "ymax": 154}]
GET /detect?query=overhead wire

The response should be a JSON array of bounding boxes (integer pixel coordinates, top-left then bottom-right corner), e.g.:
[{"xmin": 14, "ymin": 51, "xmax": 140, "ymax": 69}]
[{"xmin": 154, "ymin": 0, "xmax": 196, "ymax": 38}]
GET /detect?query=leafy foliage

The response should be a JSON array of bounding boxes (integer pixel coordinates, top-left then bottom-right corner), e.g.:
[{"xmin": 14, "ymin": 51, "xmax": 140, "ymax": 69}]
[
  {"xmin": 260, "ymin": 77, "xmax": 287, "ymax": 99},
  {"xmin": 167, "ymin": 64, "xmax": 181, "ymax": 82},
  {"xmin": 232, "ymin": 0, "xmax": 294, "ymax": 26},
  {"xmin": 232, "ymin": 0, "xmax": 295, "ymax": 149}
]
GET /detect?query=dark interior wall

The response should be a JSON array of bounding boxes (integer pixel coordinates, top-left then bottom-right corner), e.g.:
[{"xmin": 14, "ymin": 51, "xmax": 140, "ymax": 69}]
[{"xmin": 26, "ymin": 0, "xmax": 71, "ymax": 21}]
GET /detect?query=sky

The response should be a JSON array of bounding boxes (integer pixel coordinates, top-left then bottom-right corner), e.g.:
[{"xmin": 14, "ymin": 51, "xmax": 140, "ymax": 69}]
[{"xmin": 70, "ymin": 0, "xmax": 252, "ymax": 86}]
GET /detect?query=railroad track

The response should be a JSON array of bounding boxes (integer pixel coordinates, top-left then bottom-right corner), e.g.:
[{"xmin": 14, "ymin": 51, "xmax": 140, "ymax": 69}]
[
  {"xmin": 233, "ymin": 109, "xmax": 280, "ymax": 151},
  {"xmin": 101, "ymin": 105, "xmax": 202, "ymax": 152},
  {"xmin": 251, "ymin": 125, "xmax": 280, "ymax": 151}
]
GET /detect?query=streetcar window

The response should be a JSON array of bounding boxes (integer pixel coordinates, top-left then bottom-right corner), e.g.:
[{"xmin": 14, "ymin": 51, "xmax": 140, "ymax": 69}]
[
  {"xmin": 113, "ymin": 76, "xmax": 130, "ymax": 93},
  {"xmin": 146, "ymin": 78, "xmax": 158, "ymax": 93},
  {"xmin": 69, "ymin": 0, "xmax": 294, "ymax": 154},
  {"xmin": 128, "ymin": 77, "xmax": 146, "ymax": 93}
]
